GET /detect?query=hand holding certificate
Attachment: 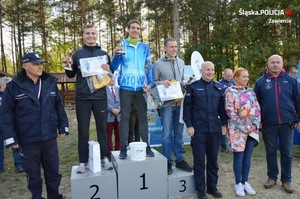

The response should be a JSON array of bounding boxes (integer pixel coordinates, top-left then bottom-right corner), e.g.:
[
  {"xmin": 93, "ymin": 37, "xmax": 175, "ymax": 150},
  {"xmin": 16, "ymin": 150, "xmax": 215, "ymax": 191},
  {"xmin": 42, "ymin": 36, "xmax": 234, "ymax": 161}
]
[
  {"xmin": 79, "ymin": 55, "xmax": 108, "ymax": 77},
  {"xmin": 157, "ymin": 81, "xmax": 183, "ymax": 102},
  {"xmin": 79, "ymin": 55, "xmax": 112, "ymax": 92}
]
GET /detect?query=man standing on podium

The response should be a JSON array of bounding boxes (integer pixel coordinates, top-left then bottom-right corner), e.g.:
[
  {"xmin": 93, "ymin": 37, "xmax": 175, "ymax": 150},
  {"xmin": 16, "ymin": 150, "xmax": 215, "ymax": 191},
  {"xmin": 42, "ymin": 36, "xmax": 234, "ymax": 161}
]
[{"xmin": 153, "ymin": 37, "xmax": 192, "ymax": 175}]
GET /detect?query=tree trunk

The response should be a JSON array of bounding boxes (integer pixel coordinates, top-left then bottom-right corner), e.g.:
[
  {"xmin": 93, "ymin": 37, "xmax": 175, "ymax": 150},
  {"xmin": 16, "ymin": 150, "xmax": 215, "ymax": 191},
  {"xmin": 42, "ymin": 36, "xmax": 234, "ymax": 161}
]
[
  {"xmin": 173, "ymin": 0, "xmax": 180, "ymax": 55},
  {"xmin": 0, "ymin": 0, "xmax": 7, "ymax": 72},
  {"xmin": 39, "ymin": 0, "xmax": 49, "ymax": 71}
]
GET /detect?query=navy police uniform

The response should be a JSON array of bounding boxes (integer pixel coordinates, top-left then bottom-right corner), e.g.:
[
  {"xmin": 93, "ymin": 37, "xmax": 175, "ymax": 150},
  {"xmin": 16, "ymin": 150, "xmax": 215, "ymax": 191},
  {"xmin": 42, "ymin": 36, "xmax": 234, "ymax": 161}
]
[
  {"xmin": 183, "ymin": 78, "xmax": 227, "ymax": 194},
  {"xmin": 1, "ymin": 69, "xmax": 69, "ymax": 199}
]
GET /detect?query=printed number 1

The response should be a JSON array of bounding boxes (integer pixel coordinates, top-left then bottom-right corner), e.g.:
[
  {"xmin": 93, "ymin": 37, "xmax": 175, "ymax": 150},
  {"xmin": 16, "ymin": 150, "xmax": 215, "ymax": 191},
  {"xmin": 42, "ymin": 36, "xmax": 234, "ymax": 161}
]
[
  {"xmin": 140, "ymin": 173, "xmax": 149, "ymax": 190},
  {"xmin": 90, "ymin": 185, "xmax": 100, "ymax": 199}
]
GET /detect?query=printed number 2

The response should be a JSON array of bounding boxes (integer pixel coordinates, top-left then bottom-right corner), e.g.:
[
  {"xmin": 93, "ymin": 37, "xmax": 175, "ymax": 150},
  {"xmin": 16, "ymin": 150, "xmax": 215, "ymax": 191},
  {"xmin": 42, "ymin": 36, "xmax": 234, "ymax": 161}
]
[
  {"xmin": 90, "ymin": 185, "xmax": 100, "ymax": 199},
  {"xmin": 179, "ymin": 180, "xmax": 186, "ymax": 192},
  {"xmin": 140, "ymin": 173, "xmax": 149, "ymax": 190}
]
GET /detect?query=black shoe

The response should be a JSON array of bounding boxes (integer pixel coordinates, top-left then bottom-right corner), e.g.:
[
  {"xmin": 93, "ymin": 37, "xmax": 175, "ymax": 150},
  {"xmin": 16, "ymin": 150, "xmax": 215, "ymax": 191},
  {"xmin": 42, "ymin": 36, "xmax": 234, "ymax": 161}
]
[
  {"xmin": 176, "ymin": 160, "xmax": 193, "ymax": 172},
  {"xmin": 197, "ymin": 191, "xmax": 207, "ymax": 199},
  {"xmin": 146, "ymin": 145, "xmax": 154, "ymax": 157},
  {"xmin": 206, "ymin": 189, "xmax": 222, "ymax": 198},
  {"xmin": 168, "ymin": 163, "xmax": 173, "ymax": 175}
]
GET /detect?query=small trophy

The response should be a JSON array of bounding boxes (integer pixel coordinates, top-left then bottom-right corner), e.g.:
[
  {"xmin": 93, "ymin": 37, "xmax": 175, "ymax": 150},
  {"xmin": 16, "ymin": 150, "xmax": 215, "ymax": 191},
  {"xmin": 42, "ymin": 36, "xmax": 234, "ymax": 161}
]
[
  {"xmin": 64, "ymin": 50, "xmax": 73, "ymax": 71},
  {"xmin": 116, "ymin": 41, "xmax": 125, "ymax": 54}
]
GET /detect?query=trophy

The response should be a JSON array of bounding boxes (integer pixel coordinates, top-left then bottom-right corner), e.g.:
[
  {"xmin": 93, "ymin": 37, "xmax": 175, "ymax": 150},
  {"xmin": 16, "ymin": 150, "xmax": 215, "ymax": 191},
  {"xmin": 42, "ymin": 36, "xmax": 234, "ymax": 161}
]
[
  {"xmin": 64, "ymin": 50, "xmax": 73, "ymax": 71},
  {"xmin": 116, "ymin": 41, "xmax": 125, "ymax": 54}
]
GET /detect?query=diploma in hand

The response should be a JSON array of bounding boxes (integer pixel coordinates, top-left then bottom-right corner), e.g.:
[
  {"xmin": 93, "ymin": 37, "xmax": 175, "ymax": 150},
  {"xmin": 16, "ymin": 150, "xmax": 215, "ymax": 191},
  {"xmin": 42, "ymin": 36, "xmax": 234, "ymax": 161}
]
[{"xmin": 157, "ymin": 81, "xmax": 183, "ymax": 102}]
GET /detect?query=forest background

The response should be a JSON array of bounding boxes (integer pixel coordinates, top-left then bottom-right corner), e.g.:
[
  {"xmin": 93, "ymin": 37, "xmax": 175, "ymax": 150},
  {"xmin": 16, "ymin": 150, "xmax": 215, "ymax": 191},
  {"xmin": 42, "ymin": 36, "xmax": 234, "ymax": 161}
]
[{"xmin": 0, "ymin": 0, "xmax": 299, "ymax": 85}]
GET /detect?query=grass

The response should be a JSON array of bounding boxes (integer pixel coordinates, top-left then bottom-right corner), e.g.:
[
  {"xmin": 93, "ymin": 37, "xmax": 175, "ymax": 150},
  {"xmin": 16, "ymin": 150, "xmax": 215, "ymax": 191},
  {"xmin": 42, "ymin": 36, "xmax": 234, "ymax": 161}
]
[{"xmin": 1, "ymin": 108, "xmax": 300, "ymax": 198}]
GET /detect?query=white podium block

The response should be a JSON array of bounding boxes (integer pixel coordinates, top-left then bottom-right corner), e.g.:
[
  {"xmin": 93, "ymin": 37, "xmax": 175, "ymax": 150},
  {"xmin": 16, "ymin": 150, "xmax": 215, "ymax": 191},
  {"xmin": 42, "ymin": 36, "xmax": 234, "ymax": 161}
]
[
  {"xmin": 71, "ymin": 166, "xmax": 117, "ymax": 199},
  {"xmin": 112, "ymin": 148, "xmax": 168, "ymax": 199},
  {"xmin": 168, "ymin": 167, "xmax": 196, "ymax": 198}
]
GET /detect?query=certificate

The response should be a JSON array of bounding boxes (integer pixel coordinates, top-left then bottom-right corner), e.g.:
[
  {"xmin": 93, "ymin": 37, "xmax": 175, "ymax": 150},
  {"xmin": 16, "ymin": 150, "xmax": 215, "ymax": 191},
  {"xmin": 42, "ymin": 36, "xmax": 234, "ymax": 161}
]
[
  {"xmin": 79, "ymin": 56, "xmax": 107, "ymax": 77},
  {"xmin": 157, "ymin": 81, "xmax": 183, "ymax": 102}
]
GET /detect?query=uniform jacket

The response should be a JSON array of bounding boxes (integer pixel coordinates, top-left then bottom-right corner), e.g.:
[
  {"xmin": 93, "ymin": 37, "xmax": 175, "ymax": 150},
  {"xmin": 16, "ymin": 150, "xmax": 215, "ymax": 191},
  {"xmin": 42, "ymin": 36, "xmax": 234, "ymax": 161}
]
[
  {"xmin": 106, "ymin": 86, "xmax": 121, "ymax": 122},
  {"xmin": 224, "ymin": 86, "xmax": 261, "ymax": 152},
  {"xmin": 183, "ymin": 78, "xmax": 227, "ymax": 133},
  {"xmin": 0, "ymin": 69, "xmax": 69, "ymax": 146},
  {"xmin": 0, "ymin": 91, "xmax": 4, "ymax": 136},
  {"xmin": 110, "ymin": 39, "xmax": 154, "ymax": 91},
  {"xmin": 254, "ymin": 71, "xmax": 300, "ymax": 124},
  {"xmin": 219, "ymin": 78, "xmax": 235, "ymax": 92},
  {"xmin": 65, "ymin": 44, "xmax": 110, "ymax": 100}
]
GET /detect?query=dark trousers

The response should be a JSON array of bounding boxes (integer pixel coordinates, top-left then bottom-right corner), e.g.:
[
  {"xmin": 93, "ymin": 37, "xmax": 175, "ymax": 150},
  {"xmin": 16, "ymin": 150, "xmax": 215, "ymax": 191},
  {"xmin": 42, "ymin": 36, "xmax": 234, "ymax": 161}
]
[
  {"xmin": 107, "ymin": 117, "xmax": 121, "ymax": 151},
  {"xmin": 76, "ymin": 99, "xmax": 109, "ymax": 162},
  {"xmin": 262, "ymin": 123, "xmax": 293, "ymax": 183},
  {"xmin": 21, "ymin": 138, "xmax": 62, "ymax": 199},
  {"xmin": 120, "ymin": 89, "xmax": 148, "ymax": 146},
  {"xmin": 128, "ymin": 108, "xmax": 140, "ymax": 143},
  {"xmin": 191, "ymin": 132, "xmax": 220, "ymax": 192}
]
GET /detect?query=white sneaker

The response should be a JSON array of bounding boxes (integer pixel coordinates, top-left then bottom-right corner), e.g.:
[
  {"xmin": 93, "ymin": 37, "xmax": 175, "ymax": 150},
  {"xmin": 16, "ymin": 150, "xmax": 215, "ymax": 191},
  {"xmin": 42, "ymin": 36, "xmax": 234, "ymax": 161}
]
[
  {"xmin": 76, "ymin": 163, "xmax": 87, "ymax": 174},
  {"xmin": 244, "ymin": 182, "xmax": 256, "ymax": 195},
  {"xmin": 235, "ymin": 183, "xmax": 245, "ymax": 197},
  {"xmin": 101, "ymin": 157, "xmax": 113, "ymax": 170}
]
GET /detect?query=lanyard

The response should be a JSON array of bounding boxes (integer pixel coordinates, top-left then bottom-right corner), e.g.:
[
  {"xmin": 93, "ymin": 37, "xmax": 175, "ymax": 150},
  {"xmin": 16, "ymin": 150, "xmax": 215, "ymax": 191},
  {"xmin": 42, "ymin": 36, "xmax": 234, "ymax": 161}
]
[{"xmin": 37, "ymin": 79, "xmax": 41, "ymax": 99}]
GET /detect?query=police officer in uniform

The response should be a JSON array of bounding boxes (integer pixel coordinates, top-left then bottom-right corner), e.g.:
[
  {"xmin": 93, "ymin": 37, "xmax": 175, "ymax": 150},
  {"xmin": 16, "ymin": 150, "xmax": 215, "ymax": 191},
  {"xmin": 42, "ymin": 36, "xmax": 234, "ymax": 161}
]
[{"xmin": 183, "ymin": 61, "xmax": 227, "ymax": 199}]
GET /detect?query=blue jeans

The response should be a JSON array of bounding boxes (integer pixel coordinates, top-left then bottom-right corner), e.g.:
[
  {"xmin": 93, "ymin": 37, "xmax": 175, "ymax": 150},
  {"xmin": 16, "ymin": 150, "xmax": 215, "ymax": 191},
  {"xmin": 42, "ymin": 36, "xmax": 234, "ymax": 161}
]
[
  {"xmin": 158, "ymin": 106, "xmax": 184, "ymax": 163},
  {"xmin": 262, "ymin": 123, "xmax": 293, "ymax": 183},
  {"xmin": 233, "ymin": 138, "xmax": 256, "ymax": 184},
  {"xmin": 0, "ymin": 131, "xmax": 22, "ymax": 170}
]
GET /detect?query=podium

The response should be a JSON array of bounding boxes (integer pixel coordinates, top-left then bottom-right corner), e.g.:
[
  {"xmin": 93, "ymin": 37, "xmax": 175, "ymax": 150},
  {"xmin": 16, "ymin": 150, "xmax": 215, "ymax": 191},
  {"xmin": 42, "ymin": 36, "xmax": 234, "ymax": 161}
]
[
  {"xmin": 112, "ymin": 148, "xmax": 168, "ymax": 199},
  {"xmin": 70, "ymin": 166, "xmax": 117, "ymax": 199},
  {"xmin": 70, "ymin": 149, "xmax": 197, "ymax": 199},
  {"xmin": 168, "ymin": 166, "xmax": 196, "ymax": 197}
]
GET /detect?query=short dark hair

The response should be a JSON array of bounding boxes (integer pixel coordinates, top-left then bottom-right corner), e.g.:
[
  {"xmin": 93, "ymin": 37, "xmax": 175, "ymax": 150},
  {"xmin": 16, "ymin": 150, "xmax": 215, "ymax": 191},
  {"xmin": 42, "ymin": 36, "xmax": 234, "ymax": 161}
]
[
  {"xmin": 83, "ymin": 24, "xmax": 96, "ymax": 32},
  {"xmin": 164, "ymin": 37, "xmax": 176, "ymax": 47},
  {"xmin": 127, "ymin": 19, "xmax": 140, "ymax": 29}
]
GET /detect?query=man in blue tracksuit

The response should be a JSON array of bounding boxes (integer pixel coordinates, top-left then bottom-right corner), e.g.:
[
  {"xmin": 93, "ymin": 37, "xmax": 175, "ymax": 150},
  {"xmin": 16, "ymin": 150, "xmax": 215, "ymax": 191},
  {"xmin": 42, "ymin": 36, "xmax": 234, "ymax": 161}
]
[
  {"xmin": 254, "ymin": 54, "xmax": 300, "ymax": 194},
  {"xmin": 183, "ymin": 61, "xmax": 227, "ymax": 199},
  {"xmin": 0, "ymin": 52, "xmax": 69, "ymax": 199},
  {"xmin": 110, "ymin": 19, "xmax": 154, "ymax": 159}
]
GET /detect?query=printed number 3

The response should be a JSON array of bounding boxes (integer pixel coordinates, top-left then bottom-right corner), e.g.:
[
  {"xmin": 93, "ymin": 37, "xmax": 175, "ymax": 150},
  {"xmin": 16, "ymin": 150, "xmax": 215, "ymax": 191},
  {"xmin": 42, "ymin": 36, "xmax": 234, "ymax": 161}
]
[{"xmin": 179, "ymin": 180, "xmax": 186, "ymax": 192}]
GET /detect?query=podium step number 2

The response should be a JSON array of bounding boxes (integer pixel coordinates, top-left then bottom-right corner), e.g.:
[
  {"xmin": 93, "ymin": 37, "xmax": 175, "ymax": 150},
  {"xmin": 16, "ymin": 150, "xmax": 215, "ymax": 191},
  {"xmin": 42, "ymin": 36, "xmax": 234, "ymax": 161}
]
[{"xmin": 70, "ymin": 166, "xmax": 117, "ymax": 199}]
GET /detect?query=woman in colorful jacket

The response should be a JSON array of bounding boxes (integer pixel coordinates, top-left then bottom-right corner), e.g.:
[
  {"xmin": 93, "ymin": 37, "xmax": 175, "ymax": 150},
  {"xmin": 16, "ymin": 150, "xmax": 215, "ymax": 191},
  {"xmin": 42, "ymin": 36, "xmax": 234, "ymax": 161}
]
[{"xmin": 224, "ymin": 67, "xmax": 261, "ymax": 197}]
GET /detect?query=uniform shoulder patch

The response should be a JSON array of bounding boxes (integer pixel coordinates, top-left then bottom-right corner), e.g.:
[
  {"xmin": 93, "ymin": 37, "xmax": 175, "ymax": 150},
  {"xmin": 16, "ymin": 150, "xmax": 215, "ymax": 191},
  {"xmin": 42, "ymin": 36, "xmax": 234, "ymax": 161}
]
[{"xmin": 213, "ymin": 81, "xmax": 222, "ymax": 90}]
